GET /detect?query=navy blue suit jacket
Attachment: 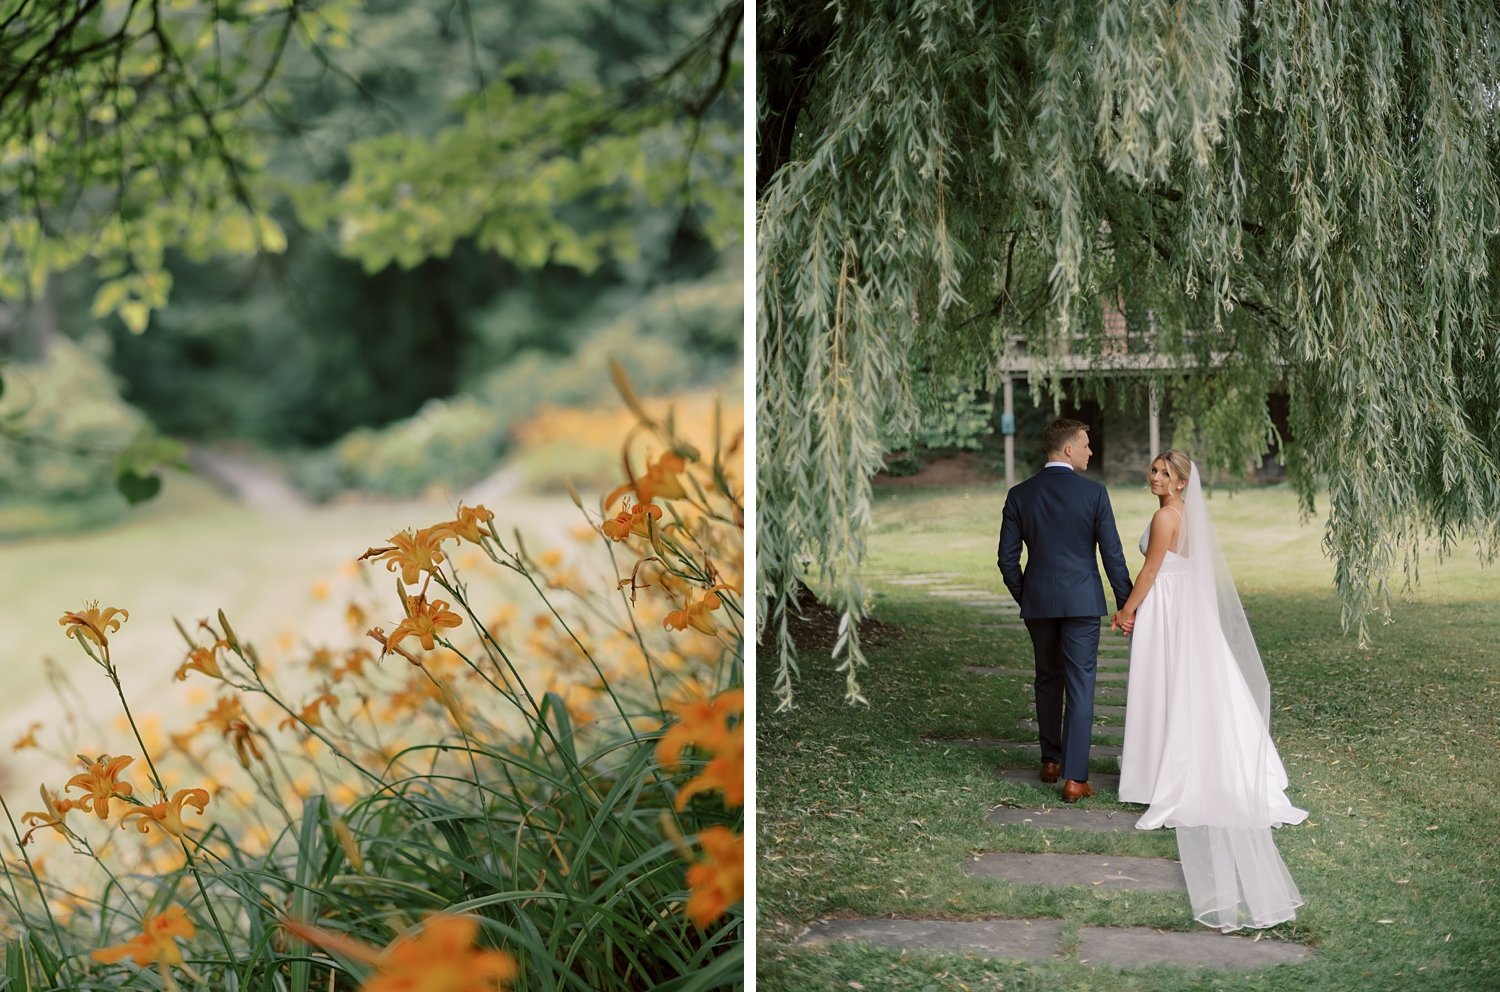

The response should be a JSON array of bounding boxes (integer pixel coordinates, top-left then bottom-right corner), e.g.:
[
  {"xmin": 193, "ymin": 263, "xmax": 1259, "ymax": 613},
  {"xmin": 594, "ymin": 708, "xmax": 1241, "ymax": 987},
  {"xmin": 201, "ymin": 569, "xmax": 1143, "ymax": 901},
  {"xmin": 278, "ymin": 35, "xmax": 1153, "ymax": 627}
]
[{"xmin": 997, "ymin": 466, "xmax": 1133, "ymax": 618}]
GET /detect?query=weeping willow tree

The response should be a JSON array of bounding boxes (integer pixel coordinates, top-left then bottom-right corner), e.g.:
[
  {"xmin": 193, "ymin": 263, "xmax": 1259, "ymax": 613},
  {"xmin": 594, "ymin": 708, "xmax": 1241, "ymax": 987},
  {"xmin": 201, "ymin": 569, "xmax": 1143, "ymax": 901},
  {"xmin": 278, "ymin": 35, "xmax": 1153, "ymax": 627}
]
[{"xmin": 757, "ymin": 0, "xmax": 1500, "ymax": 708}]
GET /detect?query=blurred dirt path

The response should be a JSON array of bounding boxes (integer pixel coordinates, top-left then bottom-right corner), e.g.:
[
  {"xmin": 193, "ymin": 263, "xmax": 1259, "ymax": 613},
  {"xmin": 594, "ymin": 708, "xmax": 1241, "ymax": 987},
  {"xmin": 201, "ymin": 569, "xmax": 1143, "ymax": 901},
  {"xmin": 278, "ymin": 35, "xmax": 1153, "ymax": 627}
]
[{"xmin": 187, "ymin": 445, "xmax": 309, "ymax": 513}]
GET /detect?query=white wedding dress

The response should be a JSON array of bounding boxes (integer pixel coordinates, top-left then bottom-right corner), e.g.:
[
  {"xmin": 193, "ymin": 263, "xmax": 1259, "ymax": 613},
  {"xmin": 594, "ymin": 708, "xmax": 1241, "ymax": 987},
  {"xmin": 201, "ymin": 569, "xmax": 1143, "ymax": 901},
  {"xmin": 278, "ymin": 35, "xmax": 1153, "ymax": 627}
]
[{"xmin": 1117, "ymin": 467, "xmax": 1307, "ymax": 931}]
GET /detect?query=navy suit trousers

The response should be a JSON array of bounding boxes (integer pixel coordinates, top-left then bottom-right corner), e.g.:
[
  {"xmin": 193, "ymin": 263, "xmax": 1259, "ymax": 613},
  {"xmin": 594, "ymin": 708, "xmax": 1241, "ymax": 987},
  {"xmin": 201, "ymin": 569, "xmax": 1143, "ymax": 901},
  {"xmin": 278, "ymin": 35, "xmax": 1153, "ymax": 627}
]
[{"xmin": 1024, "ymin": 616, "xmax": 1099, "ymax": 782}]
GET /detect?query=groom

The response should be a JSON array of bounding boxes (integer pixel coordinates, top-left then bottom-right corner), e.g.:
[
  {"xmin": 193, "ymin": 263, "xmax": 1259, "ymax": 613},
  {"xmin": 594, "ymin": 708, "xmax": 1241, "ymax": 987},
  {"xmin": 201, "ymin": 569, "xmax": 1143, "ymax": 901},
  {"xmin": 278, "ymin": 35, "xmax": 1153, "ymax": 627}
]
[{"xmin": 997, "ymin": 418, "xmax": 1133, "ymax": 802}]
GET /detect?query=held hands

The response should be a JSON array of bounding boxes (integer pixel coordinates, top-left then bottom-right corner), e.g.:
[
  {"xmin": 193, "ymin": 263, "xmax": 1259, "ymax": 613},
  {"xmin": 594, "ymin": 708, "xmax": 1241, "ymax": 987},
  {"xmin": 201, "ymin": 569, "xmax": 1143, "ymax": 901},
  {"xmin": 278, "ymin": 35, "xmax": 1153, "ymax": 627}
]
[{"xmin": 1110, "ymin": 609, "xmax": 1136, "ymax": 635}]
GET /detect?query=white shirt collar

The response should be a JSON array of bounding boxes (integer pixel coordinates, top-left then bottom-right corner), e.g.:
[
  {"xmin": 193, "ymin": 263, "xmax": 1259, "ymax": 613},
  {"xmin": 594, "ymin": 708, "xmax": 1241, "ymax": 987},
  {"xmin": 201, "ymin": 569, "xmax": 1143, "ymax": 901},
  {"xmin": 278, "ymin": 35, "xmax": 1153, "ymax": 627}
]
[{"xmin": 1043, "ymin": 461, "xmax": 1074, "ymax": 471}]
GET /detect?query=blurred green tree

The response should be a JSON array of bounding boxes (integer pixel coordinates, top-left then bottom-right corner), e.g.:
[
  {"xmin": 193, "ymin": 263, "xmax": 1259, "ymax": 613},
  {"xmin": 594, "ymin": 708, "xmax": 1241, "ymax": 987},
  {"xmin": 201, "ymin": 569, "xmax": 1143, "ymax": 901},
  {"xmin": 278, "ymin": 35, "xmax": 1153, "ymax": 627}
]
[{"xmin": 1, "ymin": 0, "xmax": 741, "ymax": 486}]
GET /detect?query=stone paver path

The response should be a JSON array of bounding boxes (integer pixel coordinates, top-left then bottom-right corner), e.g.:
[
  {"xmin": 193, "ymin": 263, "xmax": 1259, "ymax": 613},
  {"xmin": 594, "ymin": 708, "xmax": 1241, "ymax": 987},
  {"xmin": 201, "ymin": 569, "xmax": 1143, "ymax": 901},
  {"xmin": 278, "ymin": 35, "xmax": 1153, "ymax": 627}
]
[
  {"xmin": 992, "ymin": 767, "xmax": 1121, "ymax": 791},
  {"xmin": 965, "ymin": 852, "xmax": 1185, "ymax": 891},
  {"xmin": 812, "ymin": 571, "xmax": 1315, "ymax": 973},
  {"xmin": 1016, "ymin": 719, "xmax": 1123, "ymax": 737},
  {"xmin": 985, "ymin": 805, "xmax": 1146, "ymax": 833},
  {"xmin": 963, "ymin": 664, "xmax": 1128, "ymax": 683},
  {"xmin": 920, "ymin": 735, "xmax": 1124, "ymax": 759},
  {"xmin": 800, "ymin": 917, "xmax": 1307, "ymax": 970},
  {"xmin": 1077, "ymin": 927, "xmax": 1312, "ymax": 969},
  {"xmin": 962, "ymin": 665, "xmax": 1033, "ymax": 678},
  {"xmin": 800, "ymin": 917, "xmax": 1062, "ymax": 963}
]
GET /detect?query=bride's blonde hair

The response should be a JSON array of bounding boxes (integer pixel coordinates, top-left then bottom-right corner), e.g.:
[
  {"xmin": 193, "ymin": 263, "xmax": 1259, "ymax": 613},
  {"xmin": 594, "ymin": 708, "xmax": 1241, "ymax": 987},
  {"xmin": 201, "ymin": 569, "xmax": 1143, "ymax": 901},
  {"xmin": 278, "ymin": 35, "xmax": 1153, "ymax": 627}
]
[{"xmin": 1152, "ymin": 449, "xmax": 1193, "ymax": 492}]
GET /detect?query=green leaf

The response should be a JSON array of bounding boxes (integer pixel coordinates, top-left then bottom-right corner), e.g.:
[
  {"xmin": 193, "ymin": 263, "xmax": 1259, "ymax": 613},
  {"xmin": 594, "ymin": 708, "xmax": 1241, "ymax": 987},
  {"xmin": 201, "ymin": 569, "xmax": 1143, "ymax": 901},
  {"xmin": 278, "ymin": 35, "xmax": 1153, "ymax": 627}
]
[
  {"xmin": 116, "ymin": 470, "xmax": 162, "ymax": 505},
  {"xmin": 118, "ymin": 300, "xmax": 150, "ymax": 334},
  {"xmin": 90, "ymin": 278, "xmax": 129, "ymax": 318}
]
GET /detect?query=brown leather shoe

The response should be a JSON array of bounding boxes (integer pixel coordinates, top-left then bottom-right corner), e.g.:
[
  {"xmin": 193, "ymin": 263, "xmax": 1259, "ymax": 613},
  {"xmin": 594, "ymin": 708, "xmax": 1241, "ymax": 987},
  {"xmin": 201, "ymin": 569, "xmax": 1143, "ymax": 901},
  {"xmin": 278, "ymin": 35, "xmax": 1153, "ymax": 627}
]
[
  {"xmin": 1039, "ymin": 761, "xmax": 1061, "ymax": 784},
  {"xmin": 1060, "ymin": 779, "xmax": 1094, "ymax": 803}
]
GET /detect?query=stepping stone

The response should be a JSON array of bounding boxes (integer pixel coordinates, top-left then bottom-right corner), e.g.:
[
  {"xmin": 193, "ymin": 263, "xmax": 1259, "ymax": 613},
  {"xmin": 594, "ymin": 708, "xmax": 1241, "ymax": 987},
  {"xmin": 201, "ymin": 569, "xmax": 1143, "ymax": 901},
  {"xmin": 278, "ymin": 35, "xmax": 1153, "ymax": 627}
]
[
  {"xmin": 1096, "ymin": 704, "xmax": 1127, "ymax": 719},
  {"xmin": 1016, "ymin": 719, "xmax": 1123, "ymax": 737},
  {"xmin": 1076, "ymin": 926, "xmax": 1312, "ymax": 970},
  {"xmin": 921, "ymin": 735, "xmax": 1123, "ymax": 759},
  {"xmin": 963, "ymin": 665, "xmax": 1033, "ymax": 678},
  {"xmin": 965, "ymin": 852, "xmax": 1185, "ymax": 892},
  {"xmin": 963, "ymin": 665, "xmax": 1118, "ymax": 680},
  {"xmin": 799, "ymin": 917, "xmax": 1063, "ymax": 963},
  {"xmin": 986, "ymin": 805, "xmax": 1147, "ymax": 833},
  {"xmin": 993, "ymin": 768, "xmax": 1121, "ymax": 791}
]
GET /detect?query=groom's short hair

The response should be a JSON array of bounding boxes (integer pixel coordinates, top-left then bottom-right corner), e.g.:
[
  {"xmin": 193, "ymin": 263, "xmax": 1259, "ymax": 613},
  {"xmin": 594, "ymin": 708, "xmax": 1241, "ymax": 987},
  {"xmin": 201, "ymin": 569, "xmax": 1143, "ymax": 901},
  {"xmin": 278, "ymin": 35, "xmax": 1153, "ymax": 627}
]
[{"xmin": 1043, "ymin": 418, "xmax": 1089, "ymax": 457}]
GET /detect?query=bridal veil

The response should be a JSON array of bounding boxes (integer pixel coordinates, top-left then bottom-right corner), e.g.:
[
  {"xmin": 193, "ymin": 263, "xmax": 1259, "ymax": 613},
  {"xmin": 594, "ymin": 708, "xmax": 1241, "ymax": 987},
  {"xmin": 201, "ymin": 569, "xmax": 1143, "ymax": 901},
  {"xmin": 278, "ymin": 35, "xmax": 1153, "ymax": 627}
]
[{"xmin": 1168, "ymin": 462, "xmax": 1304, "ymax": 931}]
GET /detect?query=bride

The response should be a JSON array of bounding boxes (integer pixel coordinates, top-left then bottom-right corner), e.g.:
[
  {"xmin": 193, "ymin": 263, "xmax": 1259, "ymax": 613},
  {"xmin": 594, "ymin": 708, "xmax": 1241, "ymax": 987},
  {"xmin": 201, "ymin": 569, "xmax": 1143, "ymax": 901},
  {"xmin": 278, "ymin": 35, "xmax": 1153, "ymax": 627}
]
[{"xmin": 1109, "ymin": 450, "xmax": 1307, "ymax": 931}]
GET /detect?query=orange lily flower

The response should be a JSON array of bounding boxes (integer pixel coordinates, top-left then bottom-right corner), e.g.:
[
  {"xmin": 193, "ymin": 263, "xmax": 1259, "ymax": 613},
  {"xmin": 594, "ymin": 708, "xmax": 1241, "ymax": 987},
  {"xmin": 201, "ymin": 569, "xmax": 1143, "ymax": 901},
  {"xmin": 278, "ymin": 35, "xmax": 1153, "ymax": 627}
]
[
  {"xmin": 658, "ymin": 690, "xmax": 743, "ymax": 766},
  {"xmin": 175, "ymin": 641, "xmax": 227, "ymax": 681},
  {"xmin": 384, "ymin": 671, "xmax": 444, "ymax": 718},
  {"xmin": 337, "ymin": 647, "xmax": 375, "ymax": 681},
  {"xmin": 658, "ymin": 689, "xmax": 744, "ymax": 809},
  {"xmin": 308, "ymin": 647, "xmax": 336, "ymax": 675},
  {"xmin": 284, "ymin": 913, "xmax": 517, "ymax": 992},
  {"xmin": 643, "ymin": 453, "xmax": 688, "ymax": 499},
  {"xmin": 675, "ymin": 747, "xmax": 745, "ymax": 809},
  {"xmin": 58, "ymin": 602, "xmax": 129, "ymax": 647},
  {"xmin": 92, "ymin": 905, "xmax": 195, "ymax": 967},
  {"xmin": 168, "ymin": 729, "xmax": 201, "ymax": 754},
  {"xmin": 19, "ymin": 786, "xmax": 77, "ymax": 845},
  {"xmin": 602, "ymin": 501, "xmax": 662, "ymax": 542},
  {"xmin": 12, "ymin": 722, "xmax": 41, "ymax": 751},
  {"xmin": 228, "ymin": 721, "xmax": 265, "ymax": 769},
  {"xmin": 441, "ymin": 503, "xmax": 495, "ymax": 545},
  {"xmin": 606, "ymin": 451, "xmax": 689, "ymax": 508},
  {"xmin": 279, "ymin": 693, "xmax": 339, "ymax": 731},
  {"xmin": 198, "ymin": 697, "xmax": 245, "ymax": 736},
  {"xmin": 358, "ymin": 526, "xmax": 455, "ymax": 586},
  {"xmin": 685, "ymin": 826, "xmax": 744, "ymax": 928},
  {"xmin": 65, "ymin": 754, "xmax": 136, "ymax": 819},
  {"xmin": 384, "ymin": 595, "xmax": 464, "ymax": 656},
  {"xmin": 663, "ymin": 589, "xmax": 724, "ymax": 635},
  {"xmin": 119, "ymin": 789, "xmax": 210, "ymax": 838}
]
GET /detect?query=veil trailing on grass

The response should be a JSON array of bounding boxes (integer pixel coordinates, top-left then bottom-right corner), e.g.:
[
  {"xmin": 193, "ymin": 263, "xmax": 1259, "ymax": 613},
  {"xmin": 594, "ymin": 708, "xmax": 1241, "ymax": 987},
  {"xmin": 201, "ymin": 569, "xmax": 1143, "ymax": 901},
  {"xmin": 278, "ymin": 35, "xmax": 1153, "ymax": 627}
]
[{"xmin": 1173, "ymin": 462, "xmax": 1304, "ymax": 931}]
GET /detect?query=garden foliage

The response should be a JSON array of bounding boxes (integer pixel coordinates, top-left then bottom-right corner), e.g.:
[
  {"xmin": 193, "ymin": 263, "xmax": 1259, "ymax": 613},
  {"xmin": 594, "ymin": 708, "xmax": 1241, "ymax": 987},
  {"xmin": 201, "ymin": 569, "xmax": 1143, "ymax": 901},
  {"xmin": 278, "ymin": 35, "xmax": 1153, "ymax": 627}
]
[{"xmin": 3, "ymin": 373, "xmax": 745, "ymax": 991}]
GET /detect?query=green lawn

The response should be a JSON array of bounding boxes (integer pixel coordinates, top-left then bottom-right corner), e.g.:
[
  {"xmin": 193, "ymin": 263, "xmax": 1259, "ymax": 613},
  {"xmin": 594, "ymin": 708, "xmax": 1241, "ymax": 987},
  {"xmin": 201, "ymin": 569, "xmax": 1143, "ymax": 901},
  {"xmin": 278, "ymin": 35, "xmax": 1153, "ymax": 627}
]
[
  {"xmin": 757, "ymin": 482, "xmax": 1500, "ymax": 992},
  {"xmin": 1, "ymin": 470, "xmax": 585, "ymax": 787}
]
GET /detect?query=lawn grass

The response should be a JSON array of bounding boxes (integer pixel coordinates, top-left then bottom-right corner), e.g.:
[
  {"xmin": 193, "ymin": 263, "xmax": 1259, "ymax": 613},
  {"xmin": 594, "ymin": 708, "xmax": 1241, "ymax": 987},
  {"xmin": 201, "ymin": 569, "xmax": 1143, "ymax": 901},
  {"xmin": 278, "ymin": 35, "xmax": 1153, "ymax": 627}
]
[{"xmin": 757, "ymin": 482, "xmax": 1500, "ymax": 992}]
